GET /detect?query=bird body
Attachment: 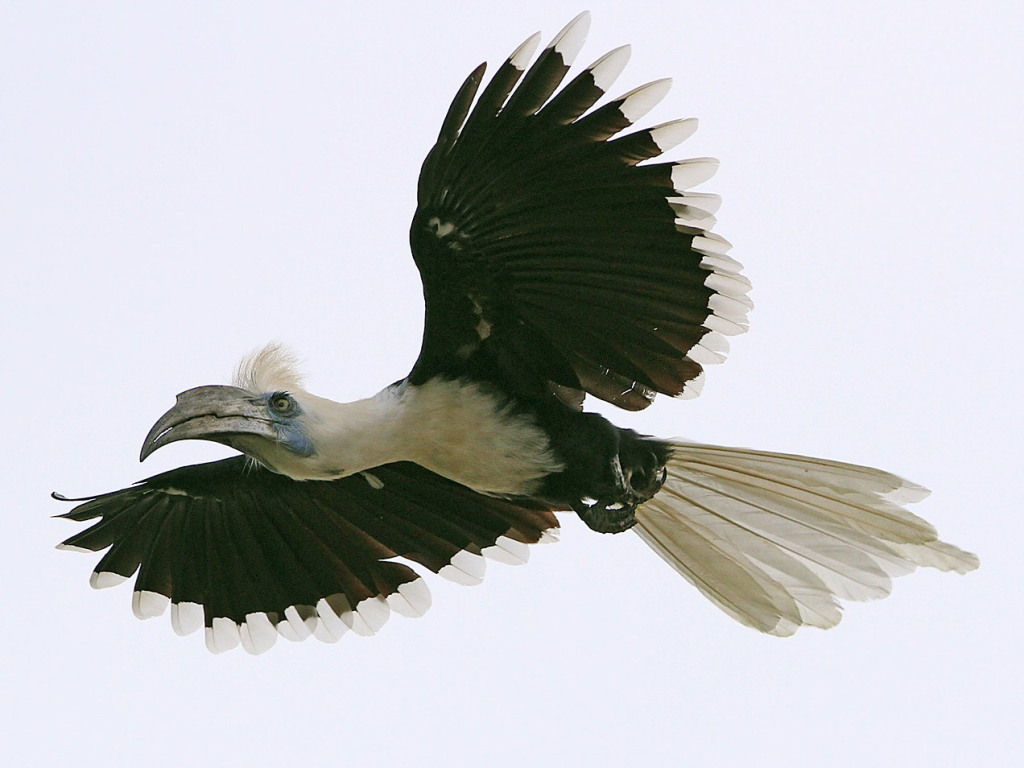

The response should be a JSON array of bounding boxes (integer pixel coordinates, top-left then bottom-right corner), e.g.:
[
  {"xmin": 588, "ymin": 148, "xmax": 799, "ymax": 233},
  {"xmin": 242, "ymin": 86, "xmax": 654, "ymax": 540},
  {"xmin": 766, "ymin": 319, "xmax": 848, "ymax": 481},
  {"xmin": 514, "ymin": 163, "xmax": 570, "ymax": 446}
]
[
  {"xmin": 57, "ymin": 12, "xmax": 978, "ymax": 654},
  {"xmin": 155, "ymin": 346, "xmax": 672, "ymax": 527}
]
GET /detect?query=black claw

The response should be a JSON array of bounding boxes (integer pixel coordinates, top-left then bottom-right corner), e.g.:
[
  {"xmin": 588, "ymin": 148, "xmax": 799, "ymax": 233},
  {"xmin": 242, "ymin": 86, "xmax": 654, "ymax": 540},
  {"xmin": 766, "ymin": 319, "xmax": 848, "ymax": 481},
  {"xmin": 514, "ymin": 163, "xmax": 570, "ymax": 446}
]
[{"xmin": 653, "ymin": 466, "xmax": 667, "ymax": 494}]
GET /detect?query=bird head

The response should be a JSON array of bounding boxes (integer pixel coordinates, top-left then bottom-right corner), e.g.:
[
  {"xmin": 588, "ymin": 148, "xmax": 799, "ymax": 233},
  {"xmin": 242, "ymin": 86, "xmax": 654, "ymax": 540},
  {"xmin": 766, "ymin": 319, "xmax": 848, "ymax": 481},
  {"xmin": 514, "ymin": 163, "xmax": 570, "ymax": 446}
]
[{"xmin": 140, "ymin": 344, "xmax": 324, "ymax": 477}]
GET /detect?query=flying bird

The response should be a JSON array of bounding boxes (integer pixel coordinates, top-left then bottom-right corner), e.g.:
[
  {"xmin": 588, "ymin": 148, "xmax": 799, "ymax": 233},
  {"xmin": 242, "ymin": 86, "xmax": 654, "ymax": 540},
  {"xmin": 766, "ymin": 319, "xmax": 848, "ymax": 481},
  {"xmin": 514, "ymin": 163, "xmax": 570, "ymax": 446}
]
[{"xmin": 57, "ymin": 12, "xmax": 978, "ymax": 654}]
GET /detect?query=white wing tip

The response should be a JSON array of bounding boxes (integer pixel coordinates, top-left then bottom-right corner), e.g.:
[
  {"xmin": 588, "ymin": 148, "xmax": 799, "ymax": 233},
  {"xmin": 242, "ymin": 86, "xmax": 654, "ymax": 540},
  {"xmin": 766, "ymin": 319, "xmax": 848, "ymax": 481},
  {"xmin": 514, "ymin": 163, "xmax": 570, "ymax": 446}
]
[
  {"xmin": 538, "ymin": 526, "xmax": 561, "ymax": 544},
  {"xmin": 588, "ymin": 44, "xmax": 631, "ymax": 91},
  {"xmin": 56, "ymin": 543, "xmax": 92, "ymax": 553},
  {"xmin": 316, "ymin": 594, "xmax": 352, "ymax": 641},
  {"xmin": 346, "ymin": 596, "xmax": 391, "ymax": 637},
  {"xmin": 648, "ymin": 118, "xmax": 698, "ymax": 153},
  {"xmin": 549, "ymin": 11, "xmax": 591, "ymax": 64},
  {"xmin": 387, "ymin": 578, "xmax": 433, "ymax": 618},
  {"xmin": 677, "ymin": 192, "xmax": 722, "ymax": 215},
  {"xmin": 132, "ymin": 590, "xmax": 169, "ymax": 620},
  {"xmin": 678, "ymin": 371, "xmax": 706, "ymax": 400},
  {"xmin": 685, "ymin": 332, "xmax": 729, "ymax": 366},
  {"xmin": 240, "ymin": 613, "xmax": 278, "ymax": 655},
  {"xmin": 206, "ymin": 617, "xmax": 241, "ymax": 654},
  {"xmin": 89, "ymin": 571, "xmax": 128, "ymax": 590},
  {"xmin": 171, "ymin": 601, "xmax": 204, "ymax": 636},
  {"xmin": 510, "ymin": 32, "xmax": 543, "ymax": 70},
  {"xmin": 439, "ymin": 549, "xmax": 487, "ymax": 586},
  {"xmin": 671, "ymin": 158, "xmax": 720, "ymax": 191},
  {"xmin": 279, "ymin": 605, "xmax": 317, "ymax": 642},
  {"xmin": 482, "ymin": 535, "xmax": 531, "ymax": 565},
  {"xmin": 618, "ymin": 78, "xmax": 673, "ymax": 123},
  {"xmin": 703, "ymin": 312, "xmax": 749, "ymax": 337}
]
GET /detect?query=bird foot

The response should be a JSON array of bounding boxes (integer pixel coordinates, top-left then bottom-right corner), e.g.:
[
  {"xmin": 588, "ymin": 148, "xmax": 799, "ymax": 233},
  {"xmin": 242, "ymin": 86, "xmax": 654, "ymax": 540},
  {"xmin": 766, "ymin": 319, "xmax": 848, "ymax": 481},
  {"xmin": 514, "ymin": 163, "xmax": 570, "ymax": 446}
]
[
  {"xmin": 572, "ymin": 499, "xmax": 639, "ymax": 534},
  {"xmin": 573, "ymin": 462, "xmax": 667, "ymax": 536}
]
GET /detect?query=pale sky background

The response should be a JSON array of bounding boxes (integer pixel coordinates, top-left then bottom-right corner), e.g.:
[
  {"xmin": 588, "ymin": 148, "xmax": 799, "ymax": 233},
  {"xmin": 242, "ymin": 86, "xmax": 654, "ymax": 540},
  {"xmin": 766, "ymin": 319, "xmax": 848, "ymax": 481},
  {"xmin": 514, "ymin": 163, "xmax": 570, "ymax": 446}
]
[{"xmin": 3, "ymin": 2, "xmax": 1021, "ymax": 765}]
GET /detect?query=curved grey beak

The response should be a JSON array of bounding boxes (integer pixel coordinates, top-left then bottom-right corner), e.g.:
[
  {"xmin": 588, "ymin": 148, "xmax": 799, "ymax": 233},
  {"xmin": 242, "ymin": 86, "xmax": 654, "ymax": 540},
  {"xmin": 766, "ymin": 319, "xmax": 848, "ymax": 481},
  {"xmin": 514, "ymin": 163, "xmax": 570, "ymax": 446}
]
[{"xmin": 140, "ymin": 385, "xmax": 276, "ymax": 461}]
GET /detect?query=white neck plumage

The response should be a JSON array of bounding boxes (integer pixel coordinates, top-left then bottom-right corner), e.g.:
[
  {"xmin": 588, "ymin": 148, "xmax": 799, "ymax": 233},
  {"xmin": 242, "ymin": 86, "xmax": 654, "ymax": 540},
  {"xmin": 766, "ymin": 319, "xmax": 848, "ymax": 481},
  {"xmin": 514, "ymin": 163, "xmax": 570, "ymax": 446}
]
[
  {"xmin": 293, "ymin": 378, "xmax": 563, "ymax": 496},
  {"xmin": 285, "ymin": 386, "xmax": 406, "ymax": 481}
]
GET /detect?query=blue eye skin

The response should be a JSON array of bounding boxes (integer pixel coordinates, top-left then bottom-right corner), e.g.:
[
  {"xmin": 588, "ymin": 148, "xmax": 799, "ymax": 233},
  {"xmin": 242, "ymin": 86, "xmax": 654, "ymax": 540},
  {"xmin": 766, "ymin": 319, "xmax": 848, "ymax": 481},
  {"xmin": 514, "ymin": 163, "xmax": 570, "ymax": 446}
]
[
  {"xmin": 262, "ymin": 393, "xmax": 313, "ymax": 454},
  {"xmin": 268, "ymin": 392, "xmax": 298, "ymax": 417},
  {"xmin": 261, "ymin": 392, "xmax": 313, "ymax": 456}
]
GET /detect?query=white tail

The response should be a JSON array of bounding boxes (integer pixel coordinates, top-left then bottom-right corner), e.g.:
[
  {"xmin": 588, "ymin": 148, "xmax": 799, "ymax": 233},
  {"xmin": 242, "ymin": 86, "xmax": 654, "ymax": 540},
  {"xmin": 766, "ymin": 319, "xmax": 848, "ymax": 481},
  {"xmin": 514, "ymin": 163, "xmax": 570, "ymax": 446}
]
[{"xmin": 635, "ymin": 442, "xmax": 978, "ymax": 636}]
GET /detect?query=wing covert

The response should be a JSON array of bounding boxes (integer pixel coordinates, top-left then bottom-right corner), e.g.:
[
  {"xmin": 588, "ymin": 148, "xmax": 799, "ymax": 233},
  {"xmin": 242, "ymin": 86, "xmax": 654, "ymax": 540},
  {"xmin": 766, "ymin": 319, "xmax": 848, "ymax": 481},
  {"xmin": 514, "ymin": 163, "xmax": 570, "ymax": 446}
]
[{"xmin": 409, "ymin": 12, "xmax": 751, "ymax": 410}]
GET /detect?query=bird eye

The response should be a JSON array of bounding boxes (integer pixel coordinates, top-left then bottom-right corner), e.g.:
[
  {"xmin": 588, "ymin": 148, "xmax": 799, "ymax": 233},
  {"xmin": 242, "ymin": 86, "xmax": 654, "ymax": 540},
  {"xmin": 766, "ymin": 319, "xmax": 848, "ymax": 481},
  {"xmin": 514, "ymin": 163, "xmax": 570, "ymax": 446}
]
[{"xmin": 268, "ymin": 392, "xmax": 296, "ymax": 416}]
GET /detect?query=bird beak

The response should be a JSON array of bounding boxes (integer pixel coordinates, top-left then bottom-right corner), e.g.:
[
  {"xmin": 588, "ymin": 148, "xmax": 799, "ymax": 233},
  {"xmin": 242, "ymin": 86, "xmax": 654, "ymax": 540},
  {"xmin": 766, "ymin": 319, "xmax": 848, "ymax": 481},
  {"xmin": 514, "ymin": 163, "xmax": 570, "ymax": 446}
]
[{"xmin": 140, "ymin": 385, "xmax": 277, "ymax": 461}]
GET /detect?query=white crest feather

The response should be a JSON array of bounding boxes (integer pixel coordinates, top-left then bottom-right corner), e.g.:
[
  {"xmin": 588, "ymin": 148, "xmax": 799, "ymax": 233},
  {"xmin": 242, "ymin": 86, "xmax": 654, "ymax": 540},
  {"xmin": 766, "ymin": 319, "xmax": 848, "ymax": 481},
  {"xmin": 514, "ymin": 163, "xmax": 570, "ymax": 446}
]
[{"xmin": 233, "ymin": 342, "xmax": 305, "ymax": 392}]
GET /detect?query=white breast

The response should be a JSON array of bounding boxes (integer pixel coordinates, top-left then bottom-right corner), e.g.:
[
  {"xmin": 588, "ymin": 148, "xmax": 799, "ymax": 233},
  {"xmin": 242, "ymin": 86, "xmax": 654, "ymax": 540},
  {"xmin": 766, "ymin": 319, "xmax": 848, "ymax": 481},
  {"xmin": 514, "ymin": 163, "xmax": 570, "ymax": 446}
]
[{"xmin": 394, "ymin": 378, "xmax": 564, "ymax": 496}]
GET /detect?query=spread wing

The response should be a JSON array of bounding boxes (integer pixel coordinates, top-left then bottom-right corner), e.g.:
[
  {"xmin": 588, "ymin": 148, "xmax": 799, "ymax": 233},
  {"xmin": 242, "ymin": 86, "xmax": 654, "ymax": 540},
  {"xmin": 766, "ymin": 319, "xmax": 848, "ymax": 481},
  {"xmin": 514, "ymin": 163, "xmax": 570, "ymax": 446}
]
[
  {"xmin": 56, "ymin": 457, "xmax": 558, "ymax": 654},
  {"xmin": 409, "ymin": 12, "xmax": 751, "ymax": 410}
]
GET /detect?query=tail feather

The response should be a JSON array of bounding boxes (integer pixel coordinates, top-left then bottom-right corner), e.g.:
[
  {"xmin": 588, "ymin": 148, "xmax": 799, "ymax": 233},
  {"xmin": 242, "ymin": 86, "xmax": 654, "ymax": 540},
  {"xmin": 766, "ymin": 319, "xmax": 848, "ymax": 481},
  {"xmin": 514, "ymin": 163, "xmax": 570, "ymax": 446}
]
[
  {"xmin": 636, "ymin": 442, "xmax": 979, "ymax": 636},
  {"xmin": 679, "ymin": 445, "xmax": 937, "ymax": 543},
  {"xmin": 887, "ymin": 540, "xmax": 979, "ymax": 575},
  {"xmin": 661, "ymin": 466, "xmax": 913, "ymax": 600}
]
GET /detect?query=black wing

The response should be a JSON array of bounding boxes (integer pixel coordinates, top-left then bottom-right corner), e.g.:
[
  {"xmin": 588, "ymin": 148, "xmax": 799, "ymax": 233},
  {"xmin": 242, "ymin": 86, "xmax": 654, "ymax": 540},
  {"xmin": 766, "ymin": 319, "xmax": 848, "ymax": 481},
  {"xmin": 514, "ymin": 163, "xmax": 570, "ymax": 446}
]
[
  {"xmin": 56, "ymin": 456, "xmax": 558, "ymax": 654},
  {"xmin": 409, "ymin": 12, "xmax": 751, "ymax": 410}
]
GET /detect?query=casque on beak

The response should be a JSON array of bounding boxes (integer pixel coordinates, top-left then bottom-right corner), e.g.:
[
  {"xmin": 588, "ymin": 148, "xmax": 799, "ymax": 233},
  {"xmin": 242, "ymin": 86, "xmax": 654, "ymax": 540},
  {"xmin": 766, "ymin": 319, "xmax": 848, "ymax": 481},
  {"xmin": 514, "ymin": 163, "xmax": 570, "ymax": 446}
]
[{"xmin": 140, "ymin": 385, "xmax": 278, "ymax": 461}]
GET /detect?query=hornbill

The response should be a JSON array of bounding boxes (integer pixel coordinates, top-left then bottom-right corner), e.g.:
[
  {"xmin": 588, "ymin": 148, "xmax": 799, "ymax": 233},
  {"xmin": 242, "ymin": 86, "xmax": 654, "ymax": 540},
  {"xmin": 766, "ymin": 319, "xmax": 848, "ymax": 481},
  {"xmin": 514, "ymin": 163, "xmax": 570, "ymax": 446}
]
[{"xmin": 57, "ymin": 13, "xmax": 978, "ymax": 654}]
